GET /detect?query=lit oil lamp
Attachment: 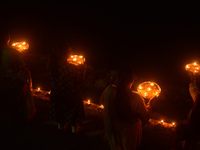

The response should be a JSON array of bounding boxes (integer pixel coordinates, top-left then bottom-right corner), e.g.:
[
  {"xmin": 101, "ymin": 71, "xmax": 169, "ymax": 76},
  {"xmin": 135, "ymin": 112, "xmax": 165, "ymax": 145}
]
[
  {"xmin": 185, "ymin": 62, "xmax": 200, "ymax": 74},
  {"xmin": 37, "ymin": 87, "xmax": 41, "ymax": 91},
  {"xmin": 100, "ymin": 104, "xmax": 104, "ymax": 109},
  {"xmin": 67, "ymin": 55, "xmax": 85, "ymax": 66},
  {"xmin": 11, "ymin": 42, "xmax": 29, "ymax": 52},
  {"xmin": 137, "ymin": 81, "xmax": 161, "ymax": 99},
  {"xmin": 87, "ymin": 99, "xmax": 91, "ymax": 105}
]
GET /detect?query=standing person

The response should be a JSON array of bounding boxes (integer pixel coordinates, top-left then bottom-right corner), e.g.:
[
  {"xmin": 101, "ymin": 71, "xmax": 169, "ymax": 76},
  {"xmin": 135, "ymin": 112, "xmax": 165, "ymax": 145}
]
[
  {"xmin": 47, "ymin": 43, "xmax": 86, "ymax": 134},
  {"xmin": 0, "ymin": 28, "xmax": 36, "ymax": 124},
  {"xmin": 183, "ymin": 72, "xmax": 200, "ymax": 150},
  {"xmin": 100, "ymin": 64, "xmax": 155, "ymax": 150}
]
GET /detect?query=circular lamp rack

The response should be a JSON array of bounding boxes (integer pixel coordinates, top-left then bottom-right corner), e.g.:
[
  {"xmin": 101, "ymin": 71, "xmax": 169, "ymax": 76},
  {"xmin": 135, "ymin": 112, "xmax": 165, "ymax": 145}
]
[
  {"xmin": 12, "ymin": 42, "xmax": 29, "ymax": 52},
  {"xmin": 137, "ymin": 81, "xmax": 161, "ymax": 99},
  {"xmin": 185, "ymin": 62, "xmax": 200, "ymax": 74},
  {"xmin": 67, "ymin": 55, "xmax": 85, "ymax": 66}
]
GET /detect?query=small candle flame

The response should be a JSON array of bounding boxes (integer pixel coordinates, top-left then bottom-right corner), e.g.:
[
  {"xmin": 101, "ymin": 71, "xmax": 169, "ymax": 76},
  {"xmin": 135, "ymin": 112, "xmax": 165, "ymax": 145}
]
[
  {"xmin": 87, "ymin": 99, "xmax": 91, "ymax": 104},
  {"xmin": 138, "ymin": 86, "xmax": 143, "ymax": 89},
  {"xmin": 150, "ymin": 83, "xmax": 154, "ymax": 86},
  {"xmin": 100, "ymin": 105, "xmax": 104, "ymax": 109},
  {"xmin": 37, "ymin": 87, "xmax": 40, "ymax": 91},
  {"xmin": 147, "ymin": 87, "xmax": 151, "ymax": 91}
]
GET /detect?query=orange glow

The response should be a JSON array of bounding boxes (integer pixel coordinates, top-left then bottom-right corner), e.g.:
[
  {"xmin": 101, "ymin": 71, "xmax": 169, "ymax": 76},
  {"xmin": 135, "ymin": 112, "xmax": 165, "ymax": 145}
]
[
  {"xmin": 185, "ymin": 62, "xmax": 200, "ymax": 74},
  {"xmin": 161, "ymin": 120, "xmax": 164, "ymax": 123},
  {"xmin": 137, "ymin": 81, "xmax": 161, "ymax": 99},
  {"xmin": 100, "ymin": 105, "xmax": 104, "ymax": 109},
  {"xmin": 11, "ymin": 42, "xmax": 29, "ymax": 52},
  {"xmin": 37, "ymin": 87, "xmax": 40, "ymax": 91},
  {"xmin": 87, "ymin": 99, "xmax": 91, "ymax": 104},
  {"xmin": 67, "ymin": 55, "xmax": 85, "ymax": 66}
]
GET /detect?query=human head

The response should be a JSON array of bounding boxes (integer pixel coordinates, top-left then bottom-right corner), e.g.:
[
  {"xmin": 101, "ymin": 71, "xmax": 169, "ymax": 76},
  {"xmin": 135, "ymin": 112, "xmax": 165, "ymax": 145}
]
[
  {"xmin": 116, "ymin": 64, "xmax": 135, "ymax": 87},
  {"xmin": 54, "ymin": 42, "xmax": 72, "ymax": 58}
]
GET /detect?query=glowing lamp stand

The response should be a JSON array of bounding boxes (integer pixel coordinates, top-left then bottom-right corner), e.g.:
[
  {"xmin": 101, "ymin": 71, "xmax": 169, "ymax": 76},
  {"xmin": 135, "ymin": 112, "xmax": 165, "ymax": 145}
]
[
  {"xmin": 137, "ymin": 81, "xmax": 161, "ymax": 103},
  {"xmin": 12, "ymin": 42, "xmax": 29, "ymax": 53},
  {"xmin": 185, "ymin": 62, "xmax": 200, "ymax": 75},
  {"xmin": 67, "ymin": 55, "xmax": 85, "ymax": 66}
]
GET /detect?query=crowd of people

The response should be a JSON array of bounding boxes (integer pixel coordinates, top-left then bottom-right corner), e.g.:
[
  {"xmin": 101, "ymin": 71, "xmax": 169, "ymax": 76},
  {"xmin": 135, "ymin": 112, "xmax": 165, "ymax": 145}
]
[{"xmin": 1, "ymin": 28, "xmax": 200, "ymax": 150}]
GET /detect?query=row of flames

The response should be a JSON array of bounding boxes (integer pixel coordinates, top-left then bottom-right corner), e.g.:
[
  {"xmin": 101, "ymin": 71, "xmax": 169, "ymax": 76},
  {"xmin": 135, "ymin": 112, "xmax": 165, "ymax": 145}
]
[{"xmin": 34, "ymin": 87, "xmax": 174, "ymax": 127}]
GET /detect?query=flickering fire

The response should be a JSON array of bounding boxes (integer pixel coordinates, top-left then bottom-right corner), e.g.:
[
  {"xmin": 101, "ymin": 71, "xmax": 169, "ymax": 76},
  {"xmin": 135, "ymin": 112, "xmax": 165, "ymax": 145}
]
[
  {"xmin": 12, "ymin": 42, "xmax": 29, "ymax": 52},
  {"xmin": 100, "ymin": 105, "xmax": 104, "ymax": 109},
  {"xmin": 87, "ymin": 99, "xmax": 91, "ymax": 104},
  {"xmin": 67, "ymin": 55, "xmax": 85, "ymax": 66},
  {"xmin": 37, "ymin": 87, "xmax": 41, "ymax": 91},
  {"xmin": 137, "ymin": 81, "xmax": 161, "ymax": 99},
  {"xmin": 185, "ymin": 62, "xmax": 200, "ymax": 74}
]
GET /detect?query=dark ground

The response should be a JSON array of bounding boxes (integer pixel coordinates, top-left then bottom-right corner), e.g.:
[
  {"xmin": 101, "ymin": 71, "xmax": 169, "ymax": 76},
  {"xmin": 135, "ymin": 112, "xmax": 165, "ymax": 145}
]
[{"xmin": 0, "ymin": 95, "xmax": 177, "ymax": 150}]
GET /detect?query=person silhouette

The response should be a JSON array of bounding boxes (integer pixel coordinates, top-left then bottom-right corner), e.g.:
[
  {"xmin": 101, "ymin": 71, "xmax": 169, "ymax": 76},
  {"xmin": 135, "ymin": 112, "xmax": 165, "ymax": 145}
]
[
  {"xmin": 100, "ymin": 64, "xmax": 155, "ymax": 150},
  {"xmin": 0, "ymin": 28, "xmax": 36, "ymax": 124},
  {"xmin": 47, "ymin": 42, "xmax": 86, "ymax": 134}
]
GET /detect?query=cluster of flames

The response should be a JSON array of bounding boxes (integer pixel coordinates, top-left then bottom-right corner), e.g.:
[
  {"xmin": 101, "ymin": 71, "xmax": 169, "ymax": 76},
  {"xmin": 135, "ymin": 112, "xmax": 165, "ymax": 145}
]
[
  {"xmin": 137, "ymin": 81, "xmax": 161, "ymax": 99},
  {"xmin": 12, "ymin": 42, "xmax": 29, "ymax": 52},
  {"xmin": 185, "ymin": 62, "xmax": 200, "ymax": 74},
  {"xmin": 34, "ymin": 87, "xmax": 174, "ymax": 127},
  {"xmin": 67, "ymin": 55, "xmax": 85, "ymax": 66}
]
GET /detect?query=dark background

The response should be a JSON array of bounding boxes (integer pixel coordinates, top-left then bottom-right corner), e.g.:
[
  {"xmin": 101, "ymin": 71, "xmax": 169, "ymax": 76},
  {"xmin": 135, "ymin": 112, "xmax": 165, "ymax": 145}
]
[{"xmin": 1, "ymin": 1, "xmax": 200, "ymax": 85}]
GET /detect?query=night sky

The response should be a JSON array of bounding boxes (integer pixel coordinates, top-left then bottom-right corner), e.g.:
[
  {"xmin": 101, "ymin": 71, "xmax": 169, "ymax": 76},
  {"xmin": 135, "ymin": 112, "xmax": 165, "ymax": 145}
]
[{"xmin": 1, "ymin": 1, "xmax": 200, "ymax": 84}]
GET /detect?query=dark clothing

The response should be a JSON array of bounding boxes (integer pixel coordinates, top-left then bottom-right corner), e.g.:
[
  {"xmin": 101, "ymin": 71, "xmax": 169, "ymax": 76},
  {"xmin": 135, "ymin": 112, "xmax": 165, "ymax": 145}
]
[
  {"xmin": 183, "ymin": 83, "xmax": 200, "ymax": 150},
  {"xmin": 0, "ymin": 46, "xmax": 36, "ymax": 123},
  {"xmin": 47, "ymin": 54, "xmax": 85, "ymax": 126},
  {"xmin": 101, "ymin": 84, "xmax": 151, "ymax": 150}
]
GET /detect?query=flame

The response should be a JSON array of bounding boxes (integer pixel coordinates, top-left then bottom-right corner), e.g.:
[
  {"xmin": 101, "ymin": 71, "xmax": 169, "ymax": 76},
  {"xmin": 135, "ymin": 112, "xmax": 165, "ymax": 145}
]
[
  {"xmin": 100, "ymin": 105, "xmax": 104, "ymax": 109},
  {"xmin": 185, "ymin": 65, "xmax": 190, "ymax": 69},
  {"xmin": 147, "ymin": 87, "xmax": 151, "ymax": 91},
  {"xmin": 87, "ymin": 99, "xmax": 91, "ymax": 104},
  {"xmin": 161, "ymin": 120, "xmax": 164, "ymax": 123},
  {"xmin": 37, "ymin": 87, "xmax": 40, "ymax": 91}
]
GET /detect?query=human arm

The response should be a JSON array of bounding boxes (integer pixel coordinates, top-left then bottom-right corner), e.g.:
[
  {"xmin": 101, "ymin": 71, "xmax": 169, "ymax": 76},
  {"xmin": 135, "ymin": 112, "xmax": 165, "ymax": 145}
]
[
  {"xmin": 188, "ymin": 72, "xmax": 200, "ymax": 102},
  {"xmin": 135, "ymin": 94, "xmax": 152, "ymax": 123}
]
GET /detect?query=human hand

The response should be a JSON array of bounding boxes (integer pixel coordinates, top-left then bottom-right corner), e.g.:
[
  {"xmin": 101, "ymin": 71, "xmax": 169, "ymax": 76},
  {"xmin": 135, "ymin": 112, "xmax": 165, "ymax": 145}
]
[
  {"xmin": 188, "ymin": 71, "xmax": 196, "ymax": 83},
  {"xmin": 147, "ymin": 97, "xmax": 157, "ymax": 107}
]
